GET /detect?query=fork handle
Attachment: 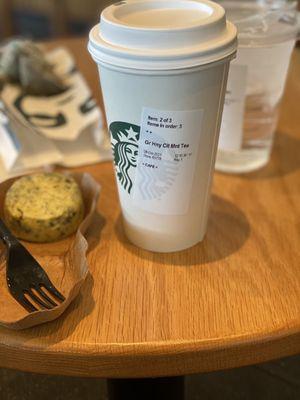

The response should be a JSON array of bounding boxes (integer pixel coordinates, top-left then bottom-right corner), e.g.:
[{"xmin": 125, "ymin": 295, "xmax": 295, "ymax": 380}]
[{"xmin": 0, "ymin": 218, "xmax": 18, "ymax": 246}]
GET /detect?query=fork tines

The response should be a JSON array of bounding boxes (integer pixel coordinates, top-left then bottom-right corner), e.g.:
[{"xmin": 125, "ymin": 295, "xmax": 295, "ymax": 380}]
[{"xmin": 19, "ymin": 284, "xmax": 65, "ymax": 313}]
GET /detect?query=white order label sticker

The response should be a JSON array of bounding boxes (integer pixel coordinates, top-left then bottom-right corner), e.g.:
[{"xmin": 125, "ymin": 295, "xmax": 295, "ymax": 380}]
[
  {"xmin": 133, "ymin": 107, "xmax": 203, "ymax": 215},
  {"xmin": 218, "ymin": 64, "xmax": 248, "ymax": 152}
]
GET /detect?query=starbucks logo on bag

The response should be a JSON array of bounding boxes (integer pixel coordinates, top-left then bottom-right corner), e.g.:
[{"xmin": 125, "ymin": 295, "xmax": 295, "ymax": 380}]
[{"xmin": 110, "ymin": 121, "xmax": 140, "ymax": 194}]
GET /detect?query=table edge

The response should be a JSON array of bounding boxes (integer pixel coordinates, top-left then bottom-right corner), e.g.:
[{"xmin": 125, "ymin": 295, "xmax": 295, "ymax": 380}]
[{"xmin": 1, "ymin": 321, "xmax": 299, "ymax": 377}]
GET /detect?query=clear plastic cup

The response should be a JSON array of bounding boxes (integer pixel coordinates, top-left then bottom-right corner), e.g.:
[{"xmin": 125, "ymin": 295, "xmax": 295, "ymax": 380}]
[
  {"xmin": 215, "ymin": 0, "xmax": 300, "ymax": 173},
  {"xmin": 88, "ymin": 0, "xmax": 237, "ymax": 252}
]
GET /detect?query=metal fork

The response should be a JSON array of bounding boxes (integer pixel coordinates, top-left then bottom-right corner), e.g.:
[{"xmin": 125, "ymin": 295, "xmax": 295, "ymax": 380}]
[{"xmin": 0, "ymin": 218, "xmax": 65, "ymax": 313}]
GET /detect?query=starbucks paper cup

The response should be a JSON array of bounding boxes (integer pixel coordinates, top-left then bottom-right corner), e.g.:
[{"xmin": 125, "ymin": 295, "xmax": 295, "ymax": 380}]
[{"xmin": 88, "ymin": 0, "xmax": 237, "ymax": 253}]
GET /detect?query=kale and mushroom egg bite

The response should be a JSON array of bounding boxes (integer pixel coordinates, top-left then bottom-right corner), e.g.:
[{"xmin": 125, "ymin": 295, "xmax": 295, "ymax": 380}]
[{"xmin": 4, "ymin": 173, "xmax": 84, "ymax": 243}]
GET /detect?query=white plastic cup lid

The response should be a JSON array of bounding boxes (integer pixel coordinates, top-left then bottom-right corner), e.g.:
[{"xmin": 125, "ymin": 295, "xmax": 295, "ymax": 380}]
[{"xmin": 88, "ymin": 0, "xmax": 237, "ymax": 71}]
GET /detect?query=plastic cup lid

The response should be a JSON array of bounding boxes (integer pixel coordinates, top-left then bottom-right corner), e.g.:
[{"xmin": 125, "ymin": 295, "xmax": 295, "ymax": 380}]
[
  {"xmin": 88, "ymin": 0, "xmax": 237, "ymax": 70},
  {"xmin": 217, "ymin": 1, "xmax": 300, "ymax": 45}
]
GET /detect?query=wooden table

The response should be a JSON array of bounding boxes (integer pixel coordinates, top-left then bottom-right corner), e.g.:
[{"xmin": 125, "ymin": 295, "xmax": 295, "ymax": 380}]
[{"xmin": 0, "ymin": 38, "xmax": 299, "ymax": 399}]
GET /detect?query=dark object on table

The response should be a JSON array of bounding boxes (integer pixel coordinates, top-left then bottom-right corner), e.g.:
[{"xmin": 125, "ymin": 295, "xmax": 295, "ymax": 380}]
[
  {"xmin": 0, "ymin": 218, "xmax": 65, "ymax": 313},
  {"xmin": 0, "ymin": 39, "xmax": 68, "ymax": 96}
]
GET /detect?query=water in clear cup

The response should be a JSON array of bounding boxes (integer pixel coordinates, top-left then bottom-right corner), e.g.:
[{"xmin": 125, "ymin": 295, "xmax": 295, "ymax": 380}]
[{"xmin": 216, "ymin": 0, "xmax": 299, "ymax": 173}]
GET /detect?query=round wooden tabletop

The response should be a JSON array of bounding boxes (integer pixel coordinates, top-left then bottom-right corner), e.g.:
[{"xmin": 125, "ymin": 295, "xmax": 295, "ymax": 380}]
[{"xmin": 0, "ymin": 39, "xmax": 299, "ymax": 378}]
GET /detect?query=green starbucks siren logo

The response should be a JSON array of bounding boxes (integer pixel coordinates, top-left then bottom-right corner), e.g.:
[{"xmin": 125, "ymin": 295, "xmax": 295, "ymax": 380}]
[{"xmin": 110, "ymin": 121, "xmax": 140, "ymax": 194}]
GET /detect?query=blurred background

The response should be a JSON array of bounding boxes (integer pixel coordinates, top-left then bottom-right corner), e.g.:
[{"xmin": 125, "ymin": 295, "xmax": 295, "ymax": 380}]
[{"xmin": 0, "ymin": 0, "xmax": 114, "ymax": 40}]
